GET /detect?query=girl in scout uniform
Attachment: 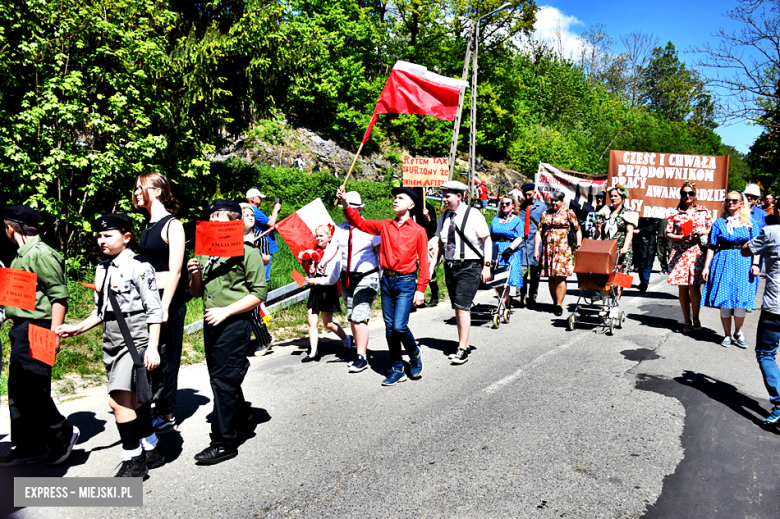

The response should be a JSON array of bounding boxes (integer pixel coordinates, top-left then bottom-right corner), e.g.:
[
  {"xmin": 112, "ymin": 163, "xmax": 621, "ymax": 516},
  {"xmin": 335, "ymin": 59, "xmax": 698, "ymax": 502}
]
[{"xmin": 56, "ymin": 213, "xmax": 165, "ymax": 478}]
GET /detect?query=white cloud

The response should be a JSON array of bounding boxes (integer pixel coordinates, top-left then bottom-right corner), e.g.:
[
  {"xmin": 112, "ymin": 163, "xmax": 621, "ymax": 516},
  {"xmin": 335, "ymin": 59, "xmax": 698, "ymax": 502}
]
[{"xmin": 524, "ymin": 5, "xmax": 585, "ymax": 60}]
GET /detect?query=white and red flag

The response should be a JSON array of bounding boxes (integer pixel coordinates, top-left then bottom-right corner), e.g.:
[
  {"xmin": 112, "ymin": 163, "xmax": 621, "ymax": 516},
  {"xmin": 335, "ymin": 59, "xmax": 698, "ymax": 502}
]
[
  {"xmin": 274, "ymin": 198, "xmax": 335, "ymax": 265},
  {"xmin": 361, "ymin": 61, "xmax": 469, "ymax": 143}
]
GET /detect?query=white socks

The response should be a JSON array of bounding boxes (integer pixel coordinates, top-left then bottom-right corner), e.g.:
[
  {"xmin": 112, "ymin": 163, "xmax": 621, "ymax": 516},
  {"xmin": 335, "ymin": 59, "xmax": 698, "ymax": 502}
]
[
  {"xmin": 141, "ymin": 433, "xmax": 158, "ymax": 451},
  {"xmin": 121, "ymin": 446, "xmax": 142, "ymax": 461}
]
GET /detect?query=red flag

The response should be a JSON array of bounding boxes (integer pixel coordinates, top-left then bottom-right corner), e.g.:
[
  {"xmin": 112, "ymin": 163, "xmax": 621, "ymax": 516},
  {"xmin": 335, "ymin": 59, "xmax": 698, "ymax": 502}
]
[{"xmin": 362, "ymin": 61, "xmax": 469, "ymax": 143}]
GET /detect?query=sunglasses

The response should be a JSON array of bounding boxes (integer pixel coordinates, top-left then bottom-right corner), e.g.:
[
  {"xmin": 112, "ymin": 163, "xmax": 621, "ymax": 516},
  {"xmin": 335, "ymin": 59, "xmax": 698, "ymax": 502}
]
[
  {"xmin": 725, "ymin": 199, "xmax": 741, "ymax": 204},
  {"xmin": 680, "ymin": 191, "xmax": 695, "ymax": 198},
  {"xmin": 500, "ymin": 202, "xmax": 513, "ymax": 206},
  {"xmin": 745, "ymin": 194, "xmax": 759, "ymax": 200}
]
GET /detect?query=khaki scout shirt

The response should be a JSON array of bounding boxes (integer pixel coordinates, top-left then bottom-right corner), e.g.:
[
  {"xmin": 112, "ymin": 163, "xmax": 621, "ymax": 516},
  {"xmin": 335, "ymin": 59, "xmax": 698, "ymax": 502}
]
[
  {"xmin": 6, "ymin": 235, "xmax": 69, "ymax": 322},
  {"xmin": 91, "ymin": 249, "xmax": 163, "ymax": 323},
  {"xmin": 198, "ymin": 244, "xmax": 267, "ymax": 310}
]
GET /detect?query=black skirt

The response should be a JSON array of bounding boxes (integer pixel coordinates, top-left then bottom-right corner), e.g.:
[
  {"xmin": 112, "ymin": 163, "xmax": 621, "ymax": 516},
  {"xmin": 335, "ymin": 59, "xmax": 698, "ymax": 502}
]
[{"xmin": 307, "ymin": 284, "xmax": 341, "ymax": 314}]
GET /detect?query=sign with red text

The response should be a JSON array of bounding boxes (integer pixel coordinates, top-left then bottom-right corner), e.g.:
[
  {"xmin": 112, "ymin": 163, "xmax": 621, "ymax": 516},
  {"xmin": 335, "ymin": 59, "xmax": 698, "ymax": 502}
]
[
  {"xmin": 195, "ymin": 221, "xmax": 244, "ymax": 257},
  {"xmin": 290, "ymin": 270, "xmax": 306, "ymax": 287},
  {"xmin": 28, "ymin": 324, "xmax": 57, "ymax": 366},
  {"xmin": 0, "ymin": 268, "xmax": 37, "ymax": 311},
  {"xmin": 402, "ymin": 157, "xmax": 449, "ymax": 187},
  {"xmin": 607, "ymin": 150, "xmax": 729, "ymax": 220},
  {"xmin": 535, "ymin": 163, "xmax": 608, "ymax": 215}
]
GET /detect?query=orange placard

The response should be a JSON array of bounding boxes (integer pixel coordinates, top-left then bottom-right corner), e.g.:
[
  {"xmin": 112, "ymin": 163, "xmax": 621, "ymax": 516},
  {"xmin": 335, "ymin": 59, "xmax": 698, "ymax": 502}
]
[
  {"xmin": 613, "ymin": 272, "xmax": 634, "ymax": 289},
  {"xmin": 195, "ymin": 220, "xmax": 244, "ymax": 257},
  {"xmin": 79, "ymin": 282, "xmax": 96, "ymax": 290},
  {"xmin": 681, "ymin": 219, "xmax": 693, "ymax": 237},
  {"xmin": 290, "ymin": 270, "xmax": 306, "ymax": 287},
  {"xmin": 0, "ymin": 268, "xmax": 37, "ymax": 311},
  {"xmin": 28, "ymin": 324, "xmax": 57, "ymax": 366}
]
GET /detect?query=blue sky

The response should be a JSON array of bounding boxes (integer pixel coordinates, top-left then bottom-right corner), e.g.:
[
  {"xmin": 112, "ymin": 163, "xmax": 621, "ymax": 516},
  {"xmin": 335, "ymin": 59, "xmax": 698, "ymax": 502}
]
[{"xmin": 530, "ymin": 1, "xmax": 764, "ymax": 154}]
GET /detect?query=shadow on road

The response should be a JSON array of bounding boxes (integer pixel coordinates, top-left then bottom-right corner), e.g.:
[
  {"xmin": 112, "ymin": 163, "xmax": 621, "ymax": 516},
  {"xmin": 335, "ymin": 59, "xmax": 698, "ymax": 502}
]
[
  {"xmin": 637, "ymin": 371, "xmax": 780, "ymax": 519},
  {"xmin": 174, "ymin": 388, "xmax": 211, "ymax": 426},
  {"xmin": 417, "ymin": 337, "xmax": 459, "ymax": 359}
]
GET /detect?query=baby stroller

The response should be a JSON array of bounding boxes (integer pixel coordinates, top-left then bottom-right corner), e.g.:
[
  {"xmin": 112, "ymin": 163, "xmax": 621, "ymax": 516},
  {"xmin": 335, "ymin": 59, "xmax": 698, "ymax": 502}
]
[
  {"xmin": 567, "ymin": 239, "xmax": 629, "ymax": 335},
  {"xmin": 481, "ymin": 250, "xmax": 516, "ymax": 329}
]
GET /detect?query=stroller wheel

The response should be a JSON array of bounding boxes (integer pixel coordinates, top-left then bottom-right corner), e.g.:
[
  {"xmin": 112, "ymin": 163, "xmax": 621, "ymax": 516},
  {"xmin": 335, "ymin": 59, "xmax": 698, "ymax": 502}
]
[
  {"xmin": 609, "ymin": 318, "xmax": 616, "ymax": 335},
  {"xmin": 502, "ymin": 309, "xmax": 511, "ymax": 323},
  {"xmin": 492, "ymin": 314, "xmax": 500, "ymax": 329},
  {"xmin": 617, "ymin": 311, "xmax": 625, "ymax": 329},
  {"xmin": 567, "ymin": 314, "xmax": 576, "ymax": 331}
]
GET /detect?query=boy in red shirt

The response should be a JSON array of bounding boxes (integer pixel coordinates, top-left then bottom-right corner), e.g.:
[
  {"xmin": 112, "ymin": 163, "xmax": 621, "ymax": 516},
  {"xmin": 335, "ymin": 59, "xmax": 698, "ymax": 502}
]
[{"xmin": 336, "ymin": 186, "xmax": 429, "ymax": 386}]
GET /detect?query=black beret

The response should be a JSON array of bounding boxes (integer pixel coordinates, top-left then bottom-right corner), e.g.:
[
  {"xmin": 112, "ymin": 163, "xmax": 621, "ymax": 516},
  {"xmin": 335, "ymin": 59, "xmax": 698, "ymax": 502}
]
[
  {"xmin": 521, "ymin": 183, "xmax": 535, "ymax": 192},
  {"xmin": 391, "ymin": 187, "xmax": 420, "ymax": 206},
  {"xmin": 2, "ymin": 205, "xmax": 43, "ymax": 226},
  {"xmin": 93, "ymin": 213, "xmax": 134, "ymax": 232},
  {"xmin": 595, "ymin": 192, "xmax": 606, "ymax": 198},
  {"xmin": 206, "ymin": 199, "xmax": 242, "ymax": 217}
]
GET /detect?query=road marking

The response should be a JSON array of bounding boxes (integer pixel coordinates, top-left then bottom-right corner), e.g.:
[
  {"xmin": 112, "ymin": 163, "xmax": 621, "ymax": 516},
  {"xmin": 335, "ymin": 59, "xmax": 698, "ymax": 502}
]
[
  {"xmin": 483, "ymin": 334, "xmax": 584, "ymax": 395},
  {"xmin": 482, "ymin": 277, "xmax": 670, "ymax": 396}
]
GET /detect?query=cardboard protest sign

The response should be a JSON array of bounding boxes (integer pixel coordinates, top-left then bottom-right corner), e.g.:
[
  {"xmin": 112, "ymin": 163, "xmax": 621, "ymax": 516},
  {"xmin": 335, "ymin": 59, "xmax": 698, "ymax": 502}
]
[
  {"xmin": 535, "ymin": 163, "xmax": 608, "ymax": 215},
  {"xmin": 79, "ymin": 282, "xmax": 96, "ymax": 290},
  {"xmin": 613, "ymin": 272, "xmax": 634, "ymax": 289},
  {"xmin": 402, "ymin": 157, "xmax": 449, "ymax": 187},
  {"xmin": 291, "ymin": 270, "xmax": 306, "ymax": 287},
  {"xmin": 0, "ymin": 268, "xmax": 37, "ymax": 311},
  {"xmin": 195, "ymin": 220, "xmax": 244, "ymax": 257},
  {"xmin": 28, "ymin": 324, "xmax": 57, "ymax": 366},
  {"xmin": 607, "ymin": 150, "xmax": 729, "ymax": 220}
]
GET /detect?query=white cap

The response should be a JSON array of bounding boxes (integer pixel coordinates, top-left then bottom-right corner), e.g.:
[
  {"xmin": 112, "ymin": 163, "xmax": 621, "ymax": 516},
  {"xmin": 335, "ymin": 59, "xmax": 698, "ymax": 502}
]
[
  {"xmin": 346, "ymin": 191, "xmax": 364, "ymax": 207},
  {"xmin": 245, "ymin": 188, "xmax": 266, "ymax": 199},
  {"xmin": 744, "ymin": 184, "xmax": 761, "ymax": 197},
  {"xmin": 441, "ymin": 180, "xmax": 468, "ymax": 193}
]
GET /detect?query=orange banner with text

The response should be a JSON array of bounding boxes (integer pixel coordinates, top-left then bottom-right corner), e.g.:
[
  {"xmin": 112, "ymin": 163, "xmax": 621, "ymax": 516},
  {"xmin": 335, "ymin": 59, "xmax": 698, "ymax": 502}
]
[{"xmin": 607, "ymin": 150, "xmax": 729, "ymax": 220}]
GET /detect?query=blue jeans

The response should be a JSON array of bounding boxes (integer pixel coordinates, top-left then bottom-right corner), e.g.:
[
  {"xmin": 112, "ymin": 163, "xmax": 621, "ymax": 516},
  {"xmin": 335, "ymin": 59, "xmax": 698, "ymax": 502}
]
[
  {"xmin": 380, "ymin": 273, "xmax": 419, "ymax": 365},
  {"xmin": 639, "ymin": 268, "xmax": 652, "ymax": 285},
  {"xmin": 756, "ymin": 310, "xmax": 780, "ymax": 407},
  {"xmin": 264, "ymin": 257, "xmax": 272, "ymax": 283}
]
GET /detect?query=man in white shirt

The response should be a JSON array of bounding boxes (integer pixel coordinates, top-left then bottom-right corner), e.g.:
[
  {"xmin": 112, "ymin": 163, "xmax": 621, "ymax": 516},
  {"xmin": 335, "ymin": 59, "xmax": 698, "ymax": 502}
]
[
  {"xmin": 508, "ymin": 183, "xmax": 522, "ymax": 203},
  {"xmin": 431, "ymin": 181, "xmax": 493, "ymax": 365},
  {"xmin": 322, "ymin": 192, "xmax": 381, "ymax": 373}
]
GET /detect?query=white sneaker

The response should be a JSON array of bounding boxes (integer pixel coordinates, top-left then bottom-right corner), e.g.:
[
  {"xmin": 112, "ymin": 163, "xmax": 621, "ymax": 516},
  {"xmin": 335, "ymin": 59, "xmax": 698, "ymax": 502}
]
[
  {"xmin": 734, "ymin": 333, "xmax": 749, "ymax": 349},
  {"xmin": 721, "ymin": 336, "xmax": 732, "ymax": 348}
]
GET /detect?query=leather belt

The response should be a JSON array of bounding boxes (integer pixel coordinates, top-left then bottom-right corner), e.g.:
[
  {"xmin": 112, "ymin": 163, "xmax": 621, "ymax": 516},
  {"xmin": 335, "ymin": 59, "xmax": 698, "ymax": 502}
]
[
  {"xmin": 383, "ymin": 270, "xmax": 414, "ymax": 276},
  {"xmin": 717, "ymin": 242, "xmax": 747, "ymax": 250}
]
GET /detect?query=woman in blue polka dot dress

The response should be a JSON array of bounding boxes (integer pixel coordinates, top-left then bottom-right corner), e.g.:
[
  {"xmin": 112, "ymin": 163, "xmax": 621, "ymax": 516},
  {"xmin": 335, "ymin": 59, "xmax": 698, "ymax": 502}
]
[{"xmin": 701, "ymin": 191, "xmax": 762, "ymax": 348}]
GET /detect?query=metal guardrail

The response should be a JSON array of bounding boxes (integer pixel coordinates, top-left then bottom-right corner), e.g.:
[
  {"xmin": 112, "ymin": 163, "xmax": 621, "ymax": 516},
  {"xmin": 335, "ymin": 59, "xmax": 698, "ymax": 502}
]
[{"xmin": 183, "ymin": 281, "xmax": 308, "ymax": 335}]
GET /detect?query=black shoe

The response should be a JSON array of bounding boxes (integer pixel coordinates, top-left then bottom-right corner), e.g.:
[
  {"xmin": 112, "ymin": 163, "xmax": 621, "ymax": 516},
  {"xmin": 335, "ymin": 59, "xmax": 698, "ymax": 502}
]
[
  {"xmin": 194, "ymin": 445, "xmax": 238, "ymax": 465},
  {"xmin": 427, "ymin": 298, "xmax": 439, "ymax": 307},
  {"xmin": 554, "ymin": 305, "xmax": 563, "ymax": 316},
  {"xmin": 638, "ymin": 283, "xmax": 648, "ymax": 293},
  {"xmin": 115, "ymin": 451, "xmax": 148, "ymax": 477},
  {"xmin": 527, "ymin": 298, "xmax": 536, "ymax": 308},
  {"xmin": 301, "ymin": 351, "xmax": 321, "ymax": 363},
  {"xmin": 145, "ymin": 448, "xmax": 166, "ymax": 469}
]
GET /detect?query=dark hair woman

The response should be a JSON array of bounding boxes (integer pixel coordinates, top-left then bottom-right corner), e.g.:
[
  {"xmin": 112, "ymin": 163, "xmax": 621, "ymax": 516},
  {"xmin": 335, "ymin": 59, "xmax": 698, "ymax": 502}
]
[
  {"xmin": 594, "ymin": 185, "xmax": 638, "ymax": 300},
  {"xmin": 533, "ymin": 191, "xmax": 582, "ymax": 316},
  {"xmin": 665, "ymin": 181, "xmax": 713, "ymax": 334},
  {"xmin": 133, "ymin": 172, "xmax": 187, "ymax": 432}
]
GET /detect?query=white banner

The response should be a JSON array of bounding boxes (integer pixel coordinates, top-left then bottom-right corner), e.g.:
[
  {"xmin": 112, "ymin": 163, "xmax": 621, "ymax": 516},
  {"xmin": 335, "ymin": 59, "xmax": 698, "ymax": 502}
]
[{"xmin": 535, "ymin": 162, "xmax": 609, "ymax": 216}]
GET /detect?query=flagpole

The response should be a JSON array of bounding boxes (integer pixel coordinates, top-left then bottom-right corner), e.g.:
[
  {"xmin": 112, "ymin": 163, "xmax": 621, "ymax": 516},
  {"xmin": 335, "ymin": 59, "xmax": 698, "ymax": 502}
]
[{"xmin": 335, "ymin": 142, "xmax": 365, "ymax": 205}]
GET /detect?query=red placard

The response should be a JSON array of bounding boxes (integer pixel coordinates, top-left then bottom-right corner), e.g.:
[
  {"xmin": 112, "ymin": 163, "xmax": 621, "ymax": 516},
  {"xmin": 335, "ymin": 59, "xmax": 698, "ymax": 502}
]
[
  {"xmin": 613, "ymin": 272, "xmax": 634, "ymax": 289},
  {"xmin": 79, "ymin": 282, "xmax": 96, "ymax": 290},
  {"xmin": 0, "ymin": 268, "xmax": 37, "ymax": 311},
  {"xmin": 290, "ymin": 270, "xmax": 306, "ymax": 287},
  {"xmin": 28, "ymin": 324, "xmax": 57, "ymax": 366},
  {"xmin": 195, "ymin": 220, "xmax": 244, "ymax": 257},
  {"xmin": 681, "ymin": 219, "xmax": 693, "ymax": 237}
]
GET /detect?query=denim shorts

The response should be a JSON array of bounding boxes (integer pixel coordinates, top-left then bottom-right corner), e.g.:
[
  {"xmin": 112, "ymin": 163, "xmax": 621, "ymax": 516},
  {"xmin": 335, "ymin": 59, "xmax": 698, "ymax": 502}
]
[
  {"xmin": 444, "ymin": 260, "xmax": 482, "ymax": 310},
  {"xmin": 343, "ymin": 273, "xmax": 379, "ymax": 323}
]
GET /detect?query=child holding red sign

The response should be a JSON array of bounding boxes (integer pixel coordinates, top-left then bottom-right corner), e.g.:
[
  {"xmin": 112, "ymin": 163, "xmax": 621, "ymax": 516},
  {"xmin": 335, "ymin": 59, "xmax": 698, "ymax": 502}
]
[
  {"xmin": 301, "ymin": 224, "xmax": 349, "ymax": 362},
  {"xmin": 186, "ymin": 200, "xmax": 267, "ymax": 465},
  {"xmin": 57, "ymin": 213, "xmax": 165, "ymax": 478},
  {"xmin": 1, "ymin": 205, "xmax": 79, "ymax": 469}
]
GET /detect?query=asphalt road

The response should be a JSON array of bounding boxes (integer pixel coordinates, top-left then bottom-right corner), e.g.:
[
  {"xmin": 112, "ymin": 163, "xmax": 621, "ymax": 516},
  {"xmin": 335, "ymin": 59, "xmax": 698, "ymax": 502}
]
[{"xmin": 2, "ymin": 271, "xmax": 779, "ymax": 518}]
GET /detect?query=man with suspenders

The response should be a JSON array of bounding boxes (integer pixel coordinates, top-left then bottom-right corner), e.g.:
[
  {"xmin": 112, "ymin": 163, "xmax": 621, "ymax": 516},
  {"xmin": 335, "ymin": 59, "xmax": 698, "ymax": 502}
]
[{"xmin": 431, "ymin": 181, "xmax": 493, "ymax": 365}]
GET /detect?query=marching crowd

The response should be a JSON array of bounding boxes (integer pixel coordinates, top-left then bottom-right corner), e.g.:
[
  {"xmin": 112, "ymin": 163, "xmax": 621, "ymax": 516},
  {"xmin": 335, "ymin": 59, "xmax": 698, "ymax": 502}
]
[{"xmin": 1, "ymin": 173, "xmax": 780, "ymax": 480}]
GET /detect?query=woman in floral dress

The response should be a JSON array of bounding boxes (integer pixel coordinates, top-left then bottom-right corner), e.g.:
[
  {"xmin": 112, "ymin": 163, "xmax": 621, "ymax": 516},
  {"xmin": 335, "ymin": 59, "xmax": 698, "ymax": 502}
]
[
  {"xmin": 594, "ymin": 186, "xmax": 638, "ymax": 299},
  {"xmin": 666, "ymin": 181, "xmax": 713, "ymax": 333},
  {"xmin": 701, "ymin": 191, "xmax": 761, "ymax": 347},
  {"xmin": 533, "ymin": 191, "xmax": 582, "ymax": 316}
]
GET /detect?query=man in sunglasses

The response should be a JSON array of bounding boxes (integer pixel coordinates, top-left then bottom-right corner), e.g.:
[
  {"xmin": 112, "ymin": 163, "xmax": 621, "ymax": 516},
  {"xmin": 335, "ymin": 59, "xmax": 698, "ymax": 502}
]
[{"xmin": 745, "ymin": 184, "xmax": 767, "ymax": 229}]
